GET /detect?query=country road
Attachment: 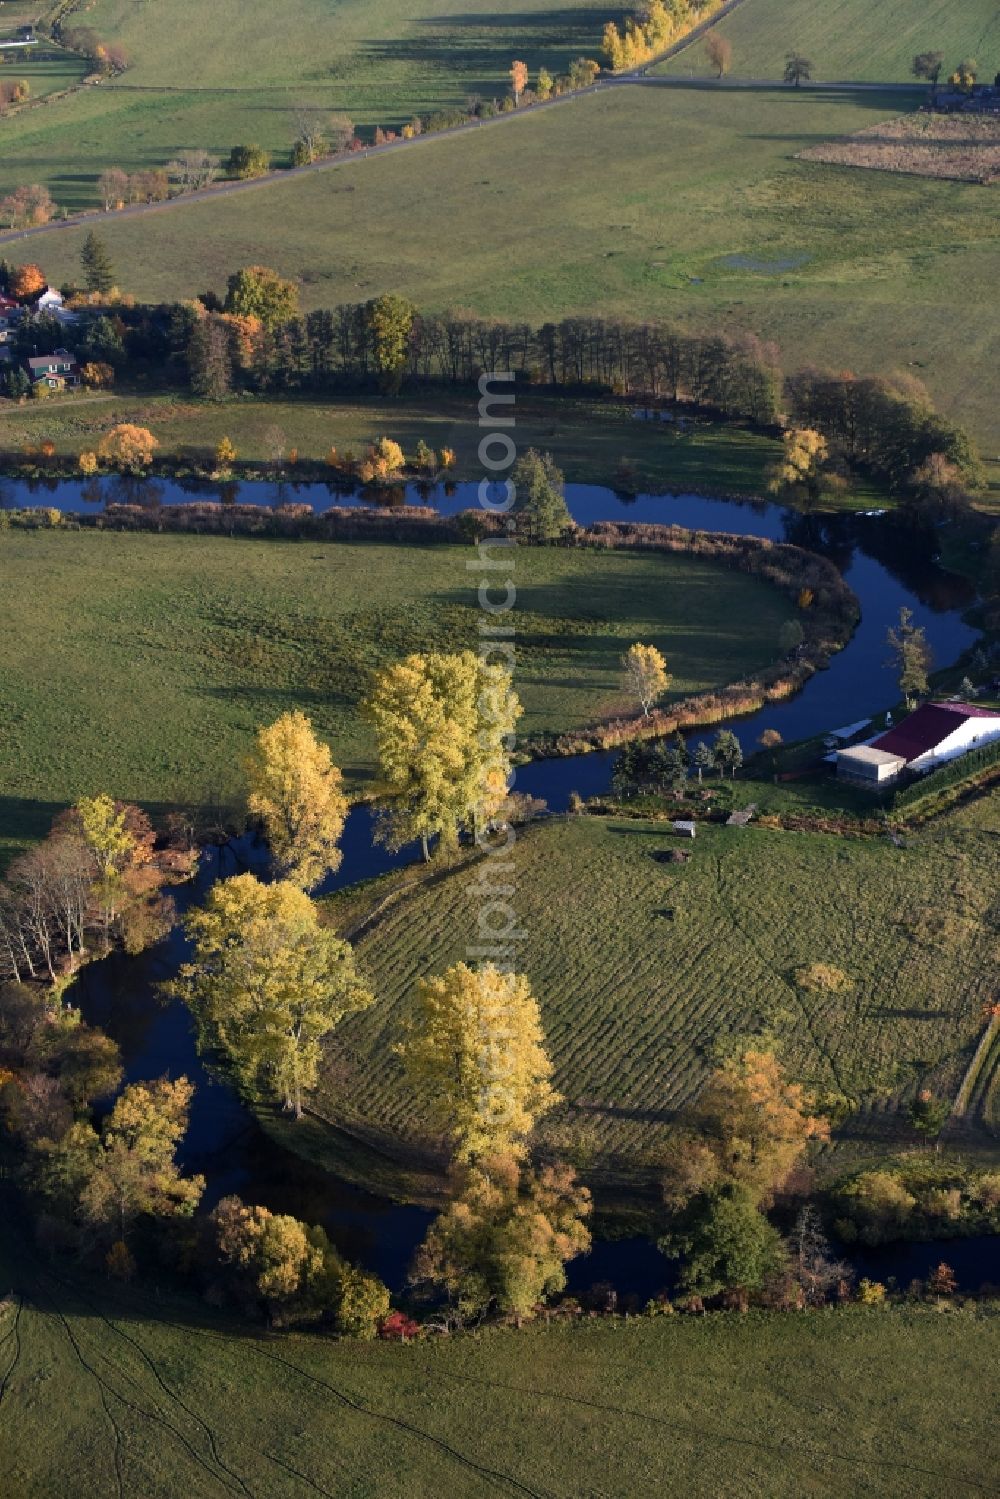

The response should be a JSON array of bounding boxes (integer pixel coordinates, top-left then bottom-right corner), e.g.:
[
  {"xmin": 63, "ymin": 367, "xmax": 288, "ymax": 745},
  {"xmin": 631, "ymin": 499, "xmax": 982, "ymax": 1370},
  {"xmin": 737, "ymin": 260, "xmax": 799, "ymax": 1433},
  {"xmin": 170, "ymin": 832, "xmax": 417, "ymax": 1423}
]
[{"xmin": 0, "ymin": 0, "xmax": 921, "ymax": 254}]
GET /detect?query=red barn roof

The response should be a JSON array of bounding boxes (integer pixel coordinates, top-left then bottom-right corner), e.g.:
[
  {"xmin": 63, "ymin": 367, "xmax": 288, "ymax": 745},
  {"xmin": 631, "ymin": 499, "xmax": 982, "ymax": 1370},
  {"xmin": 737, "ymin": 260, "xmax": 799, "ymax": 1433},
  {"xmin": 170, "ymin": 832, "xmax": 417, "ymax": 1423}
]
[{"xmin": 872, "ymin": 702, "xmax": 1000, "ymax": 762}]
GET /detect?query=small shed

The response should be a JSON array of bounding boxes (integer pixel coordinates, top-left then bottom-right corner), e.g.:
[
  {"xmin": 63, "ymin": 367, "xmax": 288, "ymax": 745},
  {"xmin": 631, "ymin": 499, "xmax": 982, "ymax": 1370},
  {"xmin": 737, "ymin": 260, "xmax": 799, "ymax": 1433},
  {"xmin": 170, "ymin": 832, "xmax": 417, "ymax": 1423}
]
[
  {"xmin": 672, "ymin": 820, "xmax": 697, "ymax": 839},
  {"xmin": 822, "ymin": 718, "xmax": 871, "ymax": 751},
  {"xmin": 836, "ymin": 745, "xmax": 906, "ymax": 787}
]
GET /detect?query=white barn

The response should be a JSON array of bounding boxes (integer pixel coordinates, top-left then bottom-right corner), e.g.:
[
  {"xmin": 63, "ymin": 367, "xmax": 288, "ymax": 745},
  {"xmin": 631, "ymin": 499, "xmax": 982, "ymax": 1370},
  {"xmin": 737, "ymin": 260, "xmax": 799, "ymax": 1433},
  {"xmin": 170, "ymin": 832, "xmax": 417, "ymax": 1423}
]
[{"xmin": 837, "ymin": 701, "xmax": 1000, "ymax": 786}]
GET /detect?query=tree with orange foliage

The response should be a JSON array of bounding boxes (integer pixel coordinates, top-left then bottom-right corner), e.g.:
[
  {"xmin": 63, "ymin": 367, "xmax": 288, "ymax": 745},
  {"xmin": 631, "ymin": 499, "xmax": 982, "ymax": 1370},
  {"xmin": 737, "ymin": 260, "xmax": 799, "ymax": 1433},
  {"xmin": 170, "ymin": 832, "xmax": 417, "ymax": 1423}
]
[
  {"xmin": 510, "ymin": 59, "xmax": 529, "ymax": 104},
  {"xmin": 219, "ymin": 311, "xmax": 262, "ymax": 370},
  {"xmin": 97, "ymin": 424, "xmax": 159, "ymax": 473},
  {"xmin": 81, "ymin": 362, "xmax": 115, "ymax": 390},
  {"xmin": 10, "ymin": 263, "xmax": 47, "ymax": 301},
  {"xmin": 661, "ymin": 1048, "xmax": 830, "ymax": 1210}
]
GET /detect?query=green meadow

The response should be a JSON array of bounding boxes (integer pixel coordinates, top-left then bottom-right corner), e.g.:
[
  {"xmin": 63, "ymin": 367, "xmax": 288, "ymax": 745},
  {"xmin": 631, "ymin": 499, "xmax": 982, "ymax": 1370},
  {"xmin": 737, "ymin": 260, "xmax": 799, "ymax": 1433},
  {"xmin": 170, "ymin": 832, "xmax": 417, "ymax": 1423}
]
[
  {"xmin": 657, "ymin": 0, "xmax": 1000, "ymax": 80},
  {"xmin": 308, "ymin": 802, "xmax": 1000, "ymax": 1185},
  {"xmin": 3, "ymin": 1232, "xmax": 997, "ymax": 1499},
  {"xmin": 0, "ymin": 389, "xmax": 783, "ymax": 496},
  {"xmin": 19, "ymin": 85, "xmax": 1000, "ymax": 472},
  {"xmin": 0, "ymin": 0, "xmax": 609, "ymax": 204},
  {"xmin": 0, "ymin": 527, "xmax": 792, "ymax": 862}
]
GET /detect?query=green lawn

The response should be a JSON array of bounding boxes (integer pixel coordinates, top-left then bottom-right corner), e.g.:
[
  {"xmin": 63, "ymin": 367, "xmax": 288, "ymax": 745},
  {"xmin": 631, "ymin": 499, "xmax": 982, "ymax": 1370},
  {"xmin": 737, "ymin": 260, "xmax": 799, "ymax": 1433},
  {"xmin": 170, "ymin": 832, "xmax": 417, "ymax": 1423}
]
[
  {"xmin": 656, "ymin": 0, "xmax": 1000, "ymax": 80},
  {"xmin": 0, "ymin": 46, "xmax": 88, "ymax": 102},
  {"xmin": 0, "ymin": 388, "xmax": 788, "ymax": 497},
  {"xmin": 0, "ymin": 0, "xmax": 610, "ymax": 207},
  {"xmin": 308, "ymin": 802, "xmax": 1000, "ymax": 1185},
  {"xmin": 0, "ymin": 528, "xmax": 792, "ymax": 861},
  {"xmin": 18, "ymin": 85, "xmax": 1000, "ymax": 474},
  {"xmin": 2, "ymin": 1233, "xmax": 997, "ymax": 1499}
]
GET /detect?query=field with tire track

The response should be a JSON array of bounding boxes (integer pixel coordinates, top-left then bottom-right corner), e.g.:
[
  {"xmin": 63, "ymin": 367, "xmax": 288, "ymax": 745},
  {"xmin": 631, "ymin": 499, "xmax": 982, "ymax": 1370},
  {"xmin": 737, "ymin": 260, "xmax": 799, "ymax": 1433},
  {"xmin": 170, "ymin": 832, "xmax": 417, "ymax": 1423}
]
[
  {"xmin": 1, "ymin": 1231, "xmax": 997, "ymax": 1498},
  {"xmin": 313, "ymin": 796, "xmax": 1000, "ymax": 1179}
]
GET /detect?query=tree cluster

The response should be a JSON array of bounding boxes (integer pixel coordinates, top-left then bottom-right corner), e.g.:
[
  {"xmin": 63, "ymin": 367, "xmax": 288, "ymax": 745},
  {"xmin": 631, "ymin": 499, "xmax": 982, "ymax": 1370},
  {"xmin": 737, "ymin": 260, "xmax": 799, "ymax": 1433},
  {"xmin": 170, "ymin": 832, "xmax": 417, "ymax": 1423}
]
[
  {"xmin": 613, "ymin": 725, "xmax": 742, "ymax": 795},
  {"xmin": 97, "ymin": 166, "xmax": 169, "ymax": 210},
  {"xmin": 786, "ymin": 368, "xmax": 983, "ymax": 493},
  {"xmin": 0, "ymin": 797, "xmax": 178, "ymax": 985},
  {"xmin": 364, "ymin": 649, "xmax": 521, "ymax": 860},
  {"xmin": 0, "ymin": 993, "xmax": 202, "ymax": 1269},
  {"xmin": 0, "ymin": 77, "xmax": 30, "ymax": 113},
  {"xmin": 604, "ymin": 0, "xmax": 724, "ymax": 72},
  {"xmin": 203, "ymin": 1195, "xmax": 389, "ymax": 1332},
  {"xmin": 0, "ymin": 183, "xmax": 56, "ymax": 230},
  {"xmin": 658, "ymin": 1049, "xmax": 834, "ymax": 1306},
  {"xmin": 178, "ymin": 294, "xmax": 783, "ymax": 424},
  {"xmin": 411, "ymin": 1154, "xmax": 590, "ymax": 1324},
  {"xmin": 59, "ymin": 25, "xmax": 130, "ymax": 73},
  {"xmin": 175, "ymin": 873, "xmax": 372, "ymax": 1118},
  {"xmin": 400, "ymin": 961, "xmax": 590, "ymax": 1325}
]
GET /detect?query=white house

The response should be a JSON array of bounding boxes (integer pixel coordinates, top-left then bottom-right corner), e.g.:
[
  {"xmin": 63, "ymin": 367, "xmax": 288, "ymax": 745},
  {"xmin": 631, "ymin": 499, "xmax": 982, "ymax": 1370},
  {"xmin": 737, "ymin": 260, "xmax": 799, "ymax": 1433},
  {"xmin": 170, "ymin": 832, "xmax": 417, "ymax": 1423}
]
[
  {"xmin": 837, "ymin": 702, "xmax": 1000, "ymax": 786},
  {"xmin": 34, "ymin": 286, "xmax": 61, "ymax": 311}
]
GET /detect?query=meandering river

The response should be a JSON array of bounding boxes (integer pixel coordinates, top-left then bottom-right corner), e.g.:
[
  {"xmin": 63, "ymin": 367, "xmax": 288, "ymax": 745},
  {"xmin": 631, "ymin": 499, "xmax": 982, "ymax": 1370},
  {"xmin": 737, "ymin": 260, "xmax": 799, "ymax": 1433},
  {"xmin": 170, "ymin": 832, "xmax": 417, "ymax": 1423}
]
[{"xmin": 42, "ymin": 475, "xmax": 995, "ymax": 1296}]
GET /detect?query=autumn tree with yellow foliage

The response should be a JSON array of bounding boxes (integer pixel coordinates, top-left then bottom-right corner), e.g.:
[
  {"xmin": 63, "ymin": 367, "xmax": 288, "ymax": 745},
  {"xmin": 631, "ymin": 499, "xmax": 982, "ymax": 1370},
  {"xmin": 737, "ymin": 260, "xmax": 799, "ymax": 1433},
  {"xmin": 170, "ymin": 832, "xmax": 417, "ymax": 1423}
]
[
  {"xmin": 363, "ymin": 650, "xmax": 521, "ymax": 861},
  {"xmin": 208, "ymin": 1194, "xmax": 390, "ymax": 1332},
  {"xmin": 767, "ymin": 427, "xmax": 829, "ymax": 503},
  {"xmin": 411, "ymin": 1153, "xmax": 591, "ymax": 1323},
  {"xmin": 175, "ymin": 874, "xmax": 372, "ymax": 1117},
  {"xmin": 622, "ymin": 642, "xmax": 671, "ymax": 717},
  {"xmin": 509, "ymin": 59, "xmax": 529, "ymax": 104},
  {"xmin": 97, "ymin": 423, "xmax": 158, "ymax": 473},
  {"xmin": 661, "ymin": 1048, "xmax": 829, "ymax": 1211},
  {"xmin": 245, "ymin": 711, "xmax": 348, "ymax": 890},
  {"xmin": 402, "ymin": 962, "xmax": 559, "ymax": 1160},
  {"xmin": 357, "ymin": 436, "xmax": 406, "ymax": 483},
  {"xmin": 59, "ymin": 1076, "xmax": 204, "ymax": 1245},
  {"xmin": 74, "ymin": 792, "xmax": 134, "ymax": 934}
]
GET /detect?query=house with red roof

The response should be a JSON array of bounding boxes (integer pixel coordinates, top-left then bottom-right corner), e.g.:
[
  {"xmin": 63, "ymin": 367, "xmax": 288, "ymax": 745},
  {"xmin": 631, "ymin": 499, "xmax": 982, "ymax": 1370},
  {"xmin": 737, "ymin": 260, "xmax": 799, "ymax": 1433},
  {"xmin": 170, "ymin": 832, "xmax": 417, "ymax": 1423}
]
[{"xmin": 837, "ymin": 702, "xmax": 1000, "ymax": 787}]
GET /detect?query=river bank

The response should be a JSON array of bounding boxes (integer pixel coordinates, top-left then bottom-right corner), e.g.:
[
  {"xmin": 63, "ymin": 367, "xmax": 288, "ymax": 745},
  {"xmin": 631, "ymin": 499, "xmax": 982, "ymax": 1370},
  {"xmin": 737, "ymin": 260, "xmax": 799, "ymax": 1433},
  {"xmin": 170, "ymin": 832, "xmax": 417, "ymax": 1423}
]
[{"xmin": 47, "ymin": 476, "xmax": 991, "ymax": 1299}]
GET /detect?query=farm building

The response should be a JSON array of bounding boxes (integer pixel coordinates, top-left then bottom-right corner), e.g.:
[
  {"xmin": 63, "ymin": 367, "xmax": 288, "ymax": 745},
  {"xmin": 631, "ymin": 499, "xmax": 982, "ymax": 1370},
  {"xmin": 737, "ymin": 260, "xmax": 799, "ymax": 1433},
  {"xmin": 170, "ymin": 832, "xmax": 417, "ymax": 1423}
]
[
  {"xmin": 24, "ymin": 349, "xmax": 81, "ymax": 390},
  {"xmin": 837, "ymin": 701, "xmax": 1000, "ymax": 786}
]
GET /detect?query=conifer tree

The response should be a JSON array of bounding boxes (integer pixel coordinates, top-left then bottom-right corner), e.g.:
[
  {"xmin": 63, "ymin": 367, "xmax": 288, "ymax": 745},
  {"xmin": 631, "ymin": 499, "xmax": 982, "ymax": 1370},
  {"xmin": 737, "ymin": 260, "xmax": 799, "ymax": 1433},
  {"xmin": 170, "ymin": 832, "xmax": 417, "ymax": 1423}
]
[{"xmin": 80, "ymin": 230, "xmax": 115, "ymax": 295}]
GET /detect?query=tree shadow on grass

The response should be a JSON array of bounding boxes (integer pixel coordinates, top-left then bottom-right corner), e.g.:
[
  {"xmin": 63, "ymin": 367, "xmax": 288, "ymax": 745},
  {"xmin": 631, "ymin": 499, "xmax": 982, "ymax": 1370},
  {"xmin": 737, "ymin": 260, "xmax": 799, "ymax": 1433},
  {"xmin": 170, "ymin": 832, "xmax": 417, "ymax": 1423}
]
[
  {"xmin": 195, "ymin": 684, "xmax": 353, "ymax": 711},
  {"xmin": 569, "ymin": 1099, "xmax": 678, "ymax": 1124},
  {"xmin": 418, "ymin": 8, "xmax": 606, "ymax": 29}
]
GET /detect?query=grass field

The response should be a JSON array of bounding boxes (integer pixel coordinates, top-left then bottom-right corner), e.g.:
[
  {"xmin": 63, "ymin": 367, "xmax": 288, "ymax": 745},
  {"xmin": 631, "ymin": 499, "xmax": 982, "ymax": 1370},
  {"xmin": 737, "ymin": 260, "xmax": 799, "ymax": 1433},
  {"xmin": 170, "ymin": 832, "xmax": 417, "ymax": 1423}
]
[
  {"xmin": 311, "ymin": 800, "xmax": 1000, "ymax": 1180},
  {"xmin": 17, "ymin": 85, "xmax": 1000, "ymax": 475},
  {"xmin": 0, "ymin": 528, "xmax": 792, "ymax": 861},
  {"xmin": 0, "ymin": 389, "xmax": 785, "ymax": 496},
  {"xmin": 2, "ymin": 1230, "xmax": 997, "ymax": 1499},
  {"xmin": 657, "ymin": 0, "xmax": 1000, "ymax": 80},
  {"xmin": 0, "ymin": 0, "xmax": 609, "ymax": 206},
  {"xmin": 0, "ymin": 45, "xmax": 88, "ymax": 102}
]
